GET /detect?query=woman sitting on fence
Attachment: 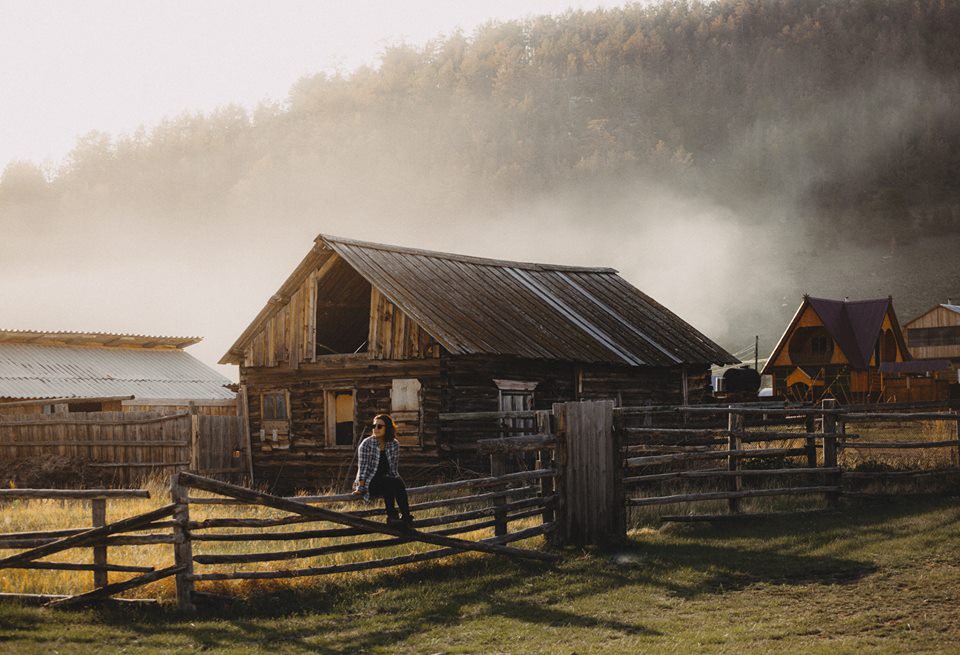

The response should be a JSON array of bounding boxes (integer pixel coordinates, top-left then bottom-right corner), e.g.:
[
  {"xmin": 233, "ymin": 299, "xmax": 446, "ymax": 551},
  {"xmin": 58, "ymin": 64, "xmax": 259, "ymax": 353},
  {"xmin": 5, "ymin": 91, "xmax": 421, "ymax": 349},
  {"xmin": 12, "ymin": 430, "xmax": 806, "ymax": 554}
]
[{"xmin": 353, "ymin": 414, "xmax": 414, "ymax": 528}]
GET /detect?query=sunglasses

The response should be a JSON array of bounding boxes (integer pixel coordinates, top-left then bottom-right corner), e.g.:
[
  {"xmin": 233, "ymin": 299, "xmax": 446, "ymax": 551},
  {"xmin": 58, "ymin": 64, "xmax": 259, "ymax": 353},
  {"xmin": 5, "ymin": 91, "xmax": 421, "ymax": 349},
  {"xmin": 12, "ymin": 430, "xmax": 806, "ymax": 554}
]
[{"xmin": 371, "ymin": 423, "xmax": 385, "ymax": 429}]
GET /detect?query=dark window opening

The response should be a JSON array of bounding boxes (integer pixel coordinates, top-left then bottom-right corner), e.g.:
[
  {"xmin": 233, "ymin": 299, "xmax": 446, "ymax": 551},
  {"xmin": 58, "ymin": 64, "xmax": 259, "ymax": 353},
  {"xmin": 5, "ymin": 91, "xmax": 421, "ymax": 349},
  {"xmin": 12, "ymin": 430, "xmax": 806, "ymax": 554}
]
[
  {"xmin": 262, "ymin": 392, "xmax": 287, "ymax": 420},
  {"xmin": 315, "ymin": 259, "xmax": 372, "ymax": 355},
  {"xmin": 67, "ymin": 402, "xmax": 103, "ymax": 412},
  {"xmin": 908, "ymin": 326, "xmax": 960, "ymax": 348}
]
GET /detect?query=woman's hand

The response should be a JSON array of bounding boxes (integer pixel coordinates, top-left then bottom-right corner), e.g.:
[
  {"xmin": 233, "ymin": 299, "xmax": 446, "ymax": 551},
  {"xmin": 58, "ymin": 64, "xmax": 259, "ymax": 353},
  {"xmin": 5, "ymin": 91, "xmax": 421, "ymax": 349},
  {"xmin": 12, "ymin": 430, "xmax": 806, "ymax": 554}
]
[{"xmin": 352, "ymin": 482, "xmax": 366, "ymax": 495}]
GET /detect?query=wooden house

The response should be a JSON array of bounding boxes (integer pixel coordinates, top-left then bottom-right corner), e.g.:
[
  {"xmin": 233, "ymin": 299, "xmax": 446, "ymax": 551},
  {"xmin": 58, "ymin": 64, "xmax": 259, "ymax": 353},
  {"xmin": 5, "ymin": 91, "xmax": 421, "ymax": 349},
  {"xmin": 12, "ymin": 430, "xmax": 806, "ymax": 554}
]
[
  {"xmin": 0, "ymin": 330, "xmax": 236, "ymax": 415},
  {"xmin": 904, "ymin": 303, "xmax": 960, "ymax": 365},
  {"xmin": 221, "ymin": 234, "xmax": 737, "ymax": 491},
  {"xmin": 893, "ymin": 303, "xmax": 960, "ymax": 400},
  {"xmin": 761, "ymin": 296, "xmax": 909, "ymax": 403}
]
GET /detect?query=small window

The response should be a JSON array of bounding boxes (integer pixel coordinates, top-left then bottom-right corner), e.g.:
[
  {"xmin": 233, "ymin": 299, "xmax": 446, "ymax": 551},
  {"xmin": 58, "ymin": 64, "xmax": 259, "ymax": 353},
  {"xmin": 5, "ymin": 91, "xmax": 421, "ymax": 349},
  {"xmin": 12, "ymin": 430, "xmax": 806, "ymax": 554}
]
[
  {"xmin": 262, "ymin": 392, "xmax": 288, "ymax": 420},
  {"xmin": 788, "ymin": 327, "xmax": 834, "ymax": 365},
  {"xmin": 261, "ymin": 390, "xmax": 290, "ymax": 437},
  {"xmin": 325, "ymin": 390, "xmax": 355, "ymax": 447},
  {"xmin": 494, "ymin": 380, "xmax": 538, "ymax": 435}
]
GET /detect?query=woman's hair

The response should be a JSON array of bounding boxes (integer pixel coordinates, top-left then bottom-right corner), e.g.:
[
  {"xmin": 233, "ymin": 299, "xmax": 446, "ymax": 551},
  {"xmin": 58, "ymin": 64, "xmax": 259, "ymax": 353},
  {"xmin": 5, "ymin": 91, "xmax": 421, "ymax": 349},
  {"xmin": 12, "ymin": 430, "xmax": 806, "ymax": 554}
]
[{"xmin": 373, "ymin": 413, "xmax": 397, "ymax": 442}]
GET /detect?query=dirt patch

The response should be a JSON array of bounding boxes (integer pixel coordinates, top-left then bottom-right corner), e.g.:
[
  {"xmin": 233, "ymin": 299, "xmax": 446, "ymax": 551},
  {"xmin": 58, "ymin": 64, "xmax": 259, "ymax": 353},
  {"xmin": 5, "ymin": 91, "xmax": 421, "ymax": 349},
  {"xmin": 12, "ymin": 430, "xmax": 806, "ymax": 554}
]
[{"xmin": 0, "ymin": 456, "xmax": 116, "ymax": 488}]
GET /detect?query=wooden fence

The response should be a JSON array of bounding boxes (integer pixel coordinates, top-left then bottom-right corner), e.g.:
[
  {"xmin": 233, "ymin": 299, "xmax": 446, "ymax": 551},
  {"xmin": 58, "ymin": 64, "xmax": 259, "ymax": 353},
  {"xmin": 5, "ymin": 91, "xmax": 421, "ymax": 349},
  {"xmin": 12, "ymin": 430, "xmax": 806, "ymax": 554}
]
[
  {"xmin": 0, "ymin": 407, "xmax": 245, "ymax": 484},
  {"xmin": 4, "ymin": 399, "xmax": 959, "ymax": 610},
  {"xmin": 621, "ymin": 400, "xmax": 960, "ymax": 521}
]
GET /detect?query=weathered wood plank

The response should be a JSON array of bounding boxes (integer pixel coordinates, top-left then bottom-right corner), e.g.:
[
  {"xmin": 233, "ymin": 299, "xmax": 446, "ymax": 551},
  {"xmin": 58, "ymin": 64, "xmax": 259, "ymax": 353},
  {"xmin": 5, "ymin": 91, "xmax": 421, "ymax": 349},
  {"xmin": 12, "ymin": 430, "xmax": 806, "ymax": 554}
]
[
  {"xmin": 627, "ymin": 486, "xmax": 841, "ymax": 507},
  {"xmin": 177, "ymin": 472, "xmax": 558, "ymax": 562}
]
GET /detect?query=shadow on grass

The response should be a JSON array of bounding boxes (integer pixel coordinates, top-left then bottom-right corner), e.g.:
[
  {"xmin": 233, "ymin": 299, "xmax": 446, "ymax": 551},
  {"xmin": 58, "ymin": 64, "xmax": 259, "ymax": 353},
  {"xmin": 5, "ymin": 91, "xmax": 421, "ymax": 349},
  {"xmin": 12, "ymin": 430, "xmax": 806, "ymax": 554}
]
[{"xmin": 6, "ymin": 496, "xmax": 956, "ymax": 653}]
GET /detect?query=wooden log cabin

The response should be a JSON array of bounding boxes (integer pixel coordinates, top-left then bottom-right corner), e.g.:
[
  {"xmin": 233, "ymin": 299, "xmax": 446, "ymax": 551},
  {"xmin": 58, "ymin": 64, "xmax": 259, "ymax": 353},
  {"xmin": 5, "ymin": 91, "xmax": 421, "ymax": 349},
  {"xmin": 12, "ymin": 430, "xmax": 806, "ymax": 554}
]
[
  {"xmin": 0, "ymin": 330, "xmax": 236, "ymax": 415},
  {"xmin": 221, "ymin": 234, "xmax": 737, "ymax": 492},
  {"xmin": 761, "ymin": 296, "xmax": 910, "ymax": 403}
]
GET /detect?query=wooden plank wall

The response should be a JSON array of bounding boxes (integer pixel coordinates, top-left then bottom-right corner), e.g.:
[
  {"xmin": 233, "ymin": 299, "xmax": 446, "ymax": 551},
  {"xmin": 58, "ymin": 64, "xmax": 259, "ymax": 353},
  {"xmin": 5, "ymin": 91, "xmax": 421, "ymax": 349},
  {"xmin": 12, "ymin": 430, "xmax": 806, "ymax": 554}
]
[
  {"xmin": 0, "ymin": 411, "xmax": 191, "ymax": 486},
  {"xmin": 369, "ymin": 288, "xmax": 442, "ymax": 360},
  {"xmin": 0, "ymin": 411, "xmax": 243, "ymax": 485},
  {"xmin": 196, "ymin": 414, "xmax": 244, "ymax": 480},
  {"xmin": 243, "ymin": 268, "xmax": 320, "ymax": 369},
  {"xmin": 906, "ymin": 306, "xmax": 960, "ymax": 361}
]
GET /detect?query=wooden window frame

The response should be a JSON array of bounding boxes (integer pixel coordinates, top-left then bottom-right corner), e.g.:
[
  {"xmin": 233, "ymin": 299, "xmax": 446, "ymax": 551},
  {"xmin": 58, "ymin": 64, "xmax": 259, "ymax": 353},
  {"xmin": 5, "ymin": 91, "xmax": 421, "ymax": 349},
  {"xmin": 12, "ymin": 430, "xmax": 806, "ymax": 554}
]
[
  {"xmin": 494, "ymin": 379, "xmax": 538, "ymax": 436},
  {"xmin": 260, "ymin": 389, "xmax": 291, "ymax": 438},
  {"xmin": 324, "ymin": 388, "xmax": 356, "ymax": 449},
  {"xmin": 390, "ymin": 378, "xmax": 423, "ymax": 447}
]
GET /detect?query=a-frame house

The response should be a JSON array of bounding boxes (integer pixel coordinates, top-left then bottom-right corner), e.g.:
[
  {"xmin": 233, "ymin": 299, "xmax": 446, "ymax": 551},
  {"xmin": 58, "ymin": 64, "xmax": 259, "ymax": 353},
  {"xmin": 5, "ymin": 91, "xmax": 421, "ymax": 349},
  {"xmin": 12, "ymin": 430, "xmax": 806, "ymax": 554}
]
[{"xmin": 761, "ymin": 295, "xmax": 909, "ymax": 403}]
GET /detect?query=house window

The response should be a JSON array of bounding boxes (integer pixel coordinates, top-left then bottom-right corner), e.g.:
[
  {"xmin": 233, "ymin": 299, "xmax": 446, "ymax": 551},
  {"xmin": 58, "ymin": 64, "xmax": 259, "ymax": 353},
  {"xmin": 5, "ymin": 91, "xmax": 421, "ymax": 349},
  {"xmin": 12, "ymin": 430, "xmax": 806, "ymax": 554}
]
[
  {"xmin": 391, "ymin": 379, "xmax": 421, "ymax": 447},
  {"xmin": 325, "ymin": 390, "xmax": 355, "ymax": 447},
  {"xmin": 788, "ymin": 327, "xmax": 834, "ymax": 365},
  {"xmin": 908, "ymin": 326, "xmax": 960, "ymax": 348},
  {"xmin": 494, "ymin": 380, "xmax": 538, "ymax": 435},
  {"xmin": 261, "ymin": 390, "xmax": 290, "ymax": 436}
]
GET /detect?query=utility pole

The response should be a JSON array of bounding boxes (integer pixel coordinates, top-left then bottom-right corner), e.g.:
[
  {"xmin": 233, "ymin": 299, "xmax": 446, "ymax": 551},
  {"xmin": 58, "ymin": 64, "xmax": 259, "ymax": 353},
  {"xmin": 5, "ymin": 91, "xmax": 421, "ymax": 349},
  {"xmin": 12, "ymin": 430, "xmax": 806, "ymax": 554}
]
[{"xmin": 754, "ymin": 335, "xmax": 759, "ymax": 371}]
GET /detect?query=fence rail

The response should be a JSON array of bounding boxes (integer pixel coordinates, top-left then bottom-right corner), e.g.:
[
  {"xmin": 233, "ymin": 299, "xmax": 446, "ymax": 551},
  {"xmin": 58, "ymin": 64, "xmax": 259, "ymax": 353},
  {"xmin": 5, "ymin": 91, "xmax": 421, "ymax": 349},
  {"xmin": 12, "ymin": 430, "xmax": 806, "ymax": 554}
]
[
  {"xmin": 4, "ymin": 399, "xmax": 958, "ymax": 610},
  {"xmin": 619, "ymin": 399, "xmax": 960, "ymax": 520}
]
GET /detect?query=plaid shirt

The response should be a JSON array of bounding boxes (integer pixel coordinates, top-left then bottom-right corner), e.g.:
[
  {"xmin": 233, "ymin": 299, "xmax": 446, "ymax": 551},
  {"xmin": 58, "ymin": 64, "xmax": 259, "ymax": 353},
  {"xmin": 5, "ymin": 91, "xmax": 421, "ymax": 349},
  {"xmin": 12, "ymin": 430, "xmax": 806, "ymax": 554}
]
[{"xmin": 354, "ymin": 436, "xmax": 400, "ymax": 501}]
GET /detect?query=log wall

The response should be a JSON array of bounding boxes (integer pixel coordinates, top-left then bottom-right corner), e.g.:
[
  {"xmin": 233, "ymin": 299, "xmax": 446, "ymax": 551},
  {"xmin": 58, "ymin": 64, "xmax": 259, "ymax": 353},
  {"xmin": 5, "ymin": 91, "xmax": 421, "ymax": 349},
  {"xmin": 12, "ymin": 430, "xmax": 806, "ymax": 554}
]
[{"xmin": 241, "ymin": 352, "xmax": 701, "ymax": 492}]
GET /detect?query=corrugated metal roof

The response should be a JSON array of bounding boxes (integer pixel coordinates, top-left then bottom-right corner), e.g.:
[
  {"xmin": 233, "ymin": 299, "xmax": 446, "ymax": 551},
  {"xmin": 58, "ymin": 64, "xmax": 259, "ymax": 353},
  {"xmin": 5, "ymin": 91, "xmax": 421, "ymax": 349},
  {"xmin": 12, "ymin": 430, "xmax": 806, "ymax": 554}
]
[
  {"xmin": 319, "ymin": 235, "xmax": 736, "ymax": 366},
  {"xmin": 941, "ymin": 304, "xmax": 960, "ymax": 315},
  {"xmin": 0, "ymin": 343, "xmax": 235, "ymax": 400},
  {"xmin": 0, "ymin": 329, "xmax": 201, "ymax": 349}
]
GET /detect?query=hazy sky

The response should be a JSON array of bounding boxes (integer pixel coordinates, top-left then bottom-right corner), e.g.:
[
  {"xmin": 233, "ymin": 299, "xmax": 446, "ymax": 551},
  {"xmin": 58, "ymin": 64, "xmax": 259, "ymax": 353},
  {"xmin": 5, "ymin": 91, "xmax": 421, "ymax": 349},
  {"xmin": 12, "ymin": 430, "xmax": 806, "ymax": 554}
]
[
  {"xmin": 3, "ymin": 0, "xmax": 669, "ymax": 380},
  {"xmin": 0, "ymin": 0, "xmax": 630, "ymax": 167}
]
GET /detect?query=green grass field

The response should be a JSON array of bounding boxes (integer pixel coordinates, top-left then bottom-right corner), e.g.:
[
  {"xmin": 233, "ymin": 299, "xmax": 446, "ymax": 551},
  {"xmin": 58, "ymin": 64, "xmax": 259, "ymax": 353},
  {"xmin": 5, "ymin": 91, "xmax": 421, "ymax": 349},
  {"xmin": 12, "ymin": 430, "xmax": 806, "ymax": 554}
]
[{"xmin": 2, "ymin": 493, "xmax": 959, "ymax": 654}]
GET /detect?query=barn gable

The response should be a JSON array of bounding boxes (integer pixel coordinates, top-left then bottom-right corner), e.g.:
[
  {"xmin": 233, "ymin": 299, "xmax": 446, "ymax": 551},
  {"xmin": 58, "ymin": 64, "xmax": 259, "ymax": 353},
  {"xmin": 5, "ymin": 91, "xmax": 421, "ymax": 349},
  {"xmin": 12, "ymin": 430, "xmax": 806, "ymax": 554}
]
[{"xmin": 222, "ymin": 234, "xmax": 736, "ymax": 368}]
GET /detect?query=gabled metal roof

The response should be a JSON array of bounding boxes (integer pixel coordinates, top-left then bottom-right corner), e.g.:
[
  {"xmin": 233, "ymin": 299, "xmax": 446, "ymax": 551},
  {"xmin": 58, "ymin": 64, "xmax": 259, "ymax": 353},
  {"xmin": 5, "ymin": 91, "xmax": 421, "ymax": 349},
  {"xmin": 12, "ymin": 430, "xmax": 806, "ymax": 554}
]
[
  {"xmin": 223, "ymin": 234, "xmax": 736, "ymax": 367},
  {"xmin": 0, "ymin": 342, "xmax": 235, "ymax": 401}
]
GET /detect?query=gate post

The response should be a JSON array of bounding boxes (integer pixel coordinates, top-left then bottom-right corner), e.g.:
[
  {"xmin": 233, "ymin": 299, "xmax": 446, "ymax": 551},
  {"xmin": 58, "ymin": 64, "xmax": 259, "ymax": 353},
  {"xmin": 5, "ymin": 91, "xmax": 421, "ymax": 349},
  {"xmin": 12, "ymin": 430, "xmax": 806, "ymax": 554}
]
[
  {"xmin": 553, "ymin": 400, "xmax": 624, "ymax": 546},
  {"xmin": 170, "ymin": 472, "xmax": 196, "ymax": 612}
]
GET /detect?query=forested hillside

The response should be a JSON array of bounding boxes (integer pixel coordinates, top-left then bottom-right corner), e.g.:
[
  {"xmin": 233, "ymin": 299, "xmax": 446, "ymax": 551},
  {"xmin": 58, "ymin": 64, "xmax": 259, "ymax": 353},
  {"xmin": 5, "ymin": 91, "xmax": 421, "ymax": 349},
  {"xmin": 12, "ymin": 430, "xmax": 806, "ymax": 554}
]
[
  {"xmin": 4, "ymin": 0, "xmax": 958, "ymax": 237},
  {"xmin": 2, "ymin": 0, "xmax": 958, "ymax": 355}
]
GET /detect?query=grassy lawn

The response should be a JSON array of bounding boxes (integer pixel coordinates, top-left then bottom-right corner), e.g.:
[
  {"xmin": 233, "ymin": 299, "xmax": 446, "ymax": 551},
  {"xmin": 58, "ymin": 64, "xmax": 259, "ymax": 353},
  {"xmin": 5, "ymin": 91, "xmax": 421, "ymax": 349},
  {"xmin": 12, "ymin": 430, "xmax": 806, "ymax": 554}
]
[{"xmin": 2, "ymin": 494, "xmax": 959, "ymax": 654}]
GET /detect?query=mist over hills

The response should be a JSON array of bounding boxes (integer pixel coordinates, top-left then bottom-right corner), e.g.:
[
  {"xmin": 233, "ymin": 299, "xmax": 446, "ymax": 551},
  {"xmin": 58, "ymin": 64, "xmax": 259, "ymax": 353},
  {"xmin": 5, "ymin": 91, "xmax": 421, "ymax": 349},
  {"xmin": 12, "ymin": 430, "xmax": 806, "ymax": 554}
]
[{"xmin": 2, "ymin": 0, "xmax": 958, "ymax": 362}]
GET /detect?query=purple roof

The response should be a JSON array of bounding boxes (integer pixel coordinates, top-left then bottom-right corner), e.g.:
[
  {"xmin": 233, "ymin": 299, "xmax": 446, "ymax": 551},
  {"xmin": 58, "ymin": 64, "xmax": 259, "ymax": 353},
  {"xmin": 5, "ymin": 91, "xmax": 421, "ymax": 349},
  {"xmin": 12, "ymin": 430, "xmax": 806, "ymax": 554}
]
[{"xmin": 807, "ymin": 297, "xmax": 892, "ymax": 369}]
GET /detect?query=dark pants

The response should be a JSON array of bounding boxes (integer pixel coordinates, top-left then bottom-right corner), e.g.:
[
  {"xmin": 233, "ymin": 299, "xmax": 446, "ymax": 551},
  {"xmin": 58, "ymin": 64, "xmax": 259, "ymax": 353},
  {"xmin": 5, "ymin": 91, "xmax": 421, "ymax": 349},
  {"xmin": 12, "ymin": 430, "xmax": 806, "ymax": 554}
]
[{"xmin": 369, "ymin": 475, "xmax": 410, "ymax": 518}]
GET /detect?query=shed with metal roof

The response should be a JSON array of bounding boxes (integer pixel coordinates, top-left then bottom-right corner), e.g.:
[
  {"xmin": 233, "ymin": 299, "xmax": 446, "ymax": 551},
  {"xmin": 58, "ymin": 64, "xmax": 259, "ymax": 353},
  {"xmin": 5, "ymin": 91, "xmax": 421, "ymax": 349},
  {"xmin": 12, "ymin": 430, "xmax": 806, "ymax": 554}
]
[
  {"xmin": 224, "ymin": 234, "xmax": 736, "ymax": 491},
  {"xmin": 0, "ymin": 330, "xmax": 236, "ymax": 415}
]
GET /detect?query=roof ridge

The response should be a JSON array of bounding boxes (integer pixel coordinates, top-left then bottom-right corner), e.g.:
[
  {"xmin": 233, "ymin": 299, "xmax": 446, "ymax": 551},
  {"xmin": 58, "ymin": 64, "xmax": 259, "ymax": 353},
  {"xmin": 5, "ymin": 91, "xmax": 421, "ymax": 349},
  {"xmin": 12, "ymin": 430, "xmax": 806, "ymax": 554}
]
[{"xmin": 317, "ymin": 233, "xmax": 618, "ymax": 274}]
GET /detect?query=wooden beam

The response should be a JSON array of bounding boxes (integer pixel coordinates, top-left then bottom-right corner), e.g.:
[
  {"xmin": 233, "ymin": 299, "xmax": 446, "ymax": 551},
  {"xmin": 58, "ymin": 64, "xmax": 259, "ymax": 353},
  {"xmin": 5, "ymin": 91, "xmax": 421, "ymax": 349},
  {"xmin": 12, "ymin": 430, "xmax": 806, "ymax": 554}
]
[
  {"xmin": 176, "ymin": 472, "xmax": 558, "ymax": 563},
  {"xmin": 0, "ymin": 489, "xmax": 150, "ymax": 500},
  {"xmin": 45, "ymin": 565, "xmax": 183, "ymax": 608},
  {"xmin": 0, "ymin": 395, "xmax": 134, "ymax": 408},
  {"xmin": 0, "ymin": 504, "xmax": 175, "ymax": 568}
]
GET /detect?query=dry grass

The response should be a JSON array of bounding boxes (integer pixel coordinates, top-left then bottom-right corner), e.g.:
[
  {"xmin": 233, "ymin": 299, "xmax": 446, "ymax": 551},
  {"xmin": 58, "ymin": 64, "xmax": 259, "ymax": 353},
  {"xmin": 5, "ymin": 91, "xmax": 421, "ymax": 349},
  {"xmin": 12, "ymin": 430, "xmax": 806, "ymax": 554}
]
[{"xmin": 0, "ymin": 477, "xmax": 541, "ymax": 600}]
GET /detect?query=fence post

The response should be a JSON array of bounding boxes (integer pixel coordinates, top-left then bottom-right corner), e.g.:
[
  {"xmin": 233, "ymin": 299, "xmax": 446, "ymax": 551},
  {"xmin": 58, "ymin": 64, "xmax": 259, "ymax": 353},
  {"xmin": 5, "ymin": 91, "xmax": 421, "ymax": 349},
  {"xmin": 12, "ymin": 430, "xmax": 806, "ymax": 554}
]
[
  {"xmin": 535, "ymin": 410, "xmax": 555, "ymax": 526},
  {"xmin": 554, "ymin": 400, "xmax": 622, "ymax": 546},
  {"xmin": 188, "ymin": 402, "xmax": 200, "ymax": 472},
  {"xmin": 804, "ymin": 413, "xmax": 818, "ymax": 468},
  {"xmin": 239, "ymin": 385, "xmax": 255, "ymax": 484},
  {"xmin": 170, "ymin": 472, "xmax": 196, "ymax": 612},
  {"xmin": 91, "ymin": 497, "xmax": 107, "ymax": 589},
  {"xmin": 727, "ymin": 407, "xmax": 743, "ymax": 514},
  {"xmin": 821, "ymin": 399, "xmax": 840, "ymax": 507},
  {"xmin": 953, "ymin": 409, "xmax": 960, "ymax": 470}
]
